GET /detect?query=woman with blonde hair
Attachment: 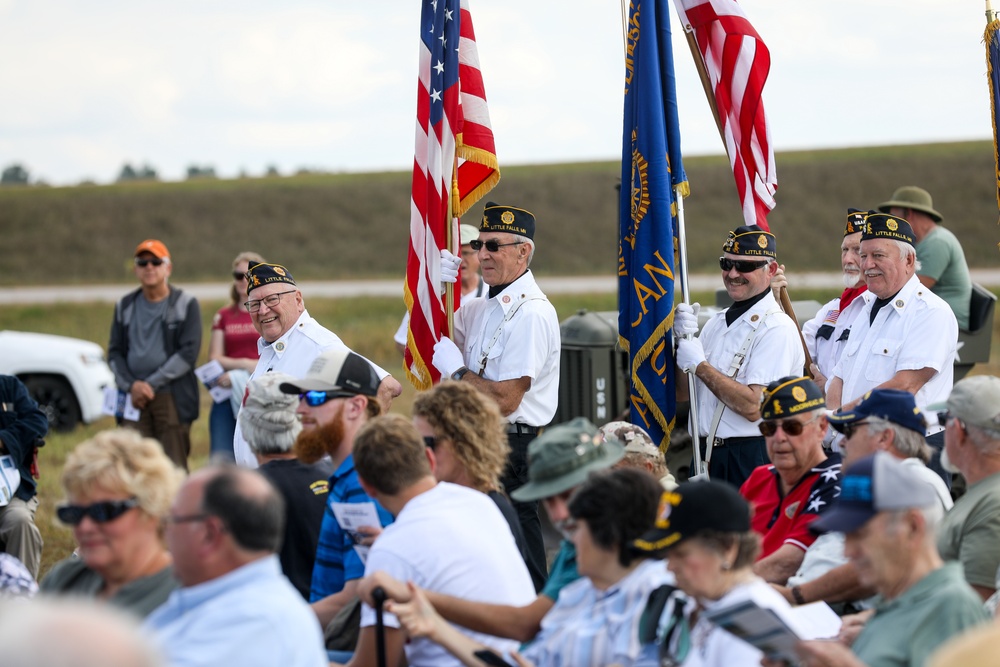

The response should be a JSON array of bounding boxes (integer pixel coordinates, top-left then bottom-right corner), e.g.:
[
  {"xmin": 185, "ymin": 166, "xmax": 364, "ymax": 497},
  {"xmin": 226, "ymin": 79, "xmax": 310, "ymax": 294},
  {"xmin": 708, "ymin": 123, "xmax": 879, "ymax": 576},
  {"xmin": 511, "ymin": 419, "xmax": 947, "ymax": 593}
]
[
  {"xmin": 207, "ymin": 250, "xmax": 265, "ymax": 458},
  {"xmin": 40, "ymin": 429, "xmax": 184, "ymax": 617}
]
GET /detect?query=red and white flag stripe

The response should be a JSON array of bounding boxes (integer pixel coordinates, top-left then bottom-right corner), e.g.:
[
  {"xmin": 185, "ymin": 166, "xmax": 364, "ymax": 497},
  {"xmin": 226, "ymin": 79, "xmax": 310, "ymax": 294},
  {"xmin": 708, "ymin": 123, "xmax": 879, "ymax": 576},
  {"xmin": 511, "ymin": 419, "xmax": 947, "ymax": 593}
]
[{"xmin": 673, "ymin": 0, "xmax": 776, "ymax": 230}]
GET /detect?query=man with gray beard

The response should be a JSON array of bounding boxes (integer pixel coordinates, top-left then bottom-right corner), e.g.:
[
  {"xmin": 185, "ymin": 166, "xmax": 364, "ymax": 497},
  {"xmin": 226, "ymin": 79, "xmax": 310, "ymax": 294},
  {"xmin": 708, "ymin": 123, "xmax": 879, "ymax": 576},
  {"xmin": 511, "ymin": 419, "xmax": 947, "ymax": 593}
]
[
  {"xmin": 798, "ymin": 209, "xmax": 868, "ymax": 391},
  {"xmin": 827, "ymin": 212, "xmax": 958, "ymax": 483}
]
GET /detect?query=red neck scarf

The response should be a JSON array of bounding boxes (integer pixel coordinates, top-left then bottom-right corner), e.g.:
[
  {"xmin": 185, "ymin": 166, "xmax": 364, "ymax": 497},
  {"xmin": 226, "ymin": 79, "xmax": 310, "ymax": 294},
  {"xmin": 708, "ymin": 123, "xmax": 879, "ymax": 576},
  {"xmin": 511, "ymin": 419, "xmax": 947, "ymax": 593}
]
[{"xmin": 839, "ymin": 285, "xmax": 867, "ymax": 313}]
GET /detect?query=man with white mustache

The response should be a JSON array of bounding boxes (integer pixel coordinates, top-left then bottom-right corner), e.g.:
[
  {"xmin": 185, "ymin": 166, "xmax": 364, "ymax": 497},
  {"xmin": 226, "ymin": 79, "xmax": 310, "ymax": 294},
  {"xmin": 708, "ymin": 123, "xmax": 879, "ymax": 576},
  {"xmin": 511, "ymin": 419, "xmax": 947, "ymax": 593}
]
[
  {"xmin": 798, "ymin": 209, "xmax": 868, "ymax": 391},
  {"xmin": 827, "ymin": 212, "xmax": 957, "ymax": 482}
]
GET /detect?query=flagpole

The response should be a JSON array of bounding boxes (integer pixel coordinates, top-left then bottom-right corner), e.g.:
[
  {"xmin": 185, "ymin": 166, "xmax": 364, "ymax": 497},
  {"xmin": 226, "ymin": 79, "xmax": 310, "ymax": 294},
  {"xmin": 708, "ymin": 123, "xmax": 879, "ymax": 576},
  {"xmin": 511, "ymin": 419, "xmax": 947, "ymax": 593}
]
[
  {"xmin": 675, "ymin": 189, "xmax": 705, "ymax": 477},
  {"xmin": 445, "ymin": 177, "xmax": 457, "ymax": 339},
  {"xmin": 988, "ymin": 0, "xmax": 997, "ymax": 22}
]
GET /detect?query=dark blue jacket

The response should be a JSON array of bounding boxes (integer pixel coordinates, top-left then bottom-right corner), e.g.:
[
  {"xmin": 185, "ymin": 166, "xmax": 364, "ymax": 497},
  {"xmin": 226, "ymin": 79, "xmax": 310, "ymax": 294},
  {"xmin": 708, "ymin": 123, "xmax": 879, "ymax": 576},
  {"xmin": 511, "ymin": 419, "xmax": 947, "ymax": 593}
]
[{"xmin": 0, "ymin": 375, "xmax": 49, "ymax": 501}]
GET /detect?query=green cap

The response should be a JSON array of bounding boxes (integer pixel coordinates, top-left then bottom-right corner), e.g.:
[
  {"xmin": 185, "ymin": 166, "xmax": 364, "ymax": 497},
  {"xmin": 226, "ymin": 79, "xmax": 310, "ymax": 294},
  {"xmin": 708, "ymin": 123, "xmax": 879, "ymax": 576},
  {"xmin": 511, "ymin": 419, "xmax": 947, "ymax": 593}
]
[{"xmin": 510, "ymin": 417, "xmax": 625, "ymax": 502}]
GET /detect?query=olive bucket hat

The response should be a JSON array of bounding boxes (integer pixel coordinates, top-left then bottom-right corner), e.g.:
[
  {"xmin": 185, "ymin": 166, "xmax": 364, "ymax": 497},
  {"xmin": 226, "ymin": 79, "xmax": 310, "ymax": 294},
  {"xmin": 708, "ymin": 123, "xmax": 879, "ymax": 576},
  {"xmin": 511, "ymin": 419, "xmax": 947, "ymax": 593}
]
[
  {"xmin": 509, "ymin": 417, "xmax": 625, "ymax": 502},
  {"xmin": 877, "ymin": 186, "xmax": 943, "ymax": 222}
]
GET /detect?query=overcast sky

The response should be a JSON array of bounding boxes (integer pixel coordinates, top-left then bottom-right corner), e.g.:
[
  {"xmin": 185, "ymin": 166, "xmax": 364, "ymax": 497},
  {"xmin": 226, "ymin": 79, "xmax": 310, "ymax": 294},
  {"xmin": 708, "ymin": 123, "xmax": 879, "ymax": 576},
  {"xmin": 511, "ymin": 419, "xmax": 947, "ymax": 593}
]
[{"xmin": 0, "ymin": 0, "xmax": 991, "ymax": 185}]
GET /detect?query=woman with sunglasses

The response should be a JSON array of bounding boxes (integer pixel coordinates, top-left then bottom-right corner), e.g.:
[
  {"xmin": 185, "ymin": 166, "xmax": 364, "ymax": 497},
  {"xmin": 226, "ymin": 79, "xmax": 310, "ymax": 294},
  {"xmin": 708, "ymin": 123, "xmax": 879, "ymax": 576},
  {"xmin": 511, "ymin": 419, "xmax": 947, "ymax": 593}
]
[
  {"xmin": 207, "ymin": 251, "xmax": 266, "ymax": 459},
  {"xmin": 635, "ymin": 481, "xmax": 799, "ymax": 667},
  {"xmin": 40, "ymin": 429, "xmax": 184, "ymax": 617}
]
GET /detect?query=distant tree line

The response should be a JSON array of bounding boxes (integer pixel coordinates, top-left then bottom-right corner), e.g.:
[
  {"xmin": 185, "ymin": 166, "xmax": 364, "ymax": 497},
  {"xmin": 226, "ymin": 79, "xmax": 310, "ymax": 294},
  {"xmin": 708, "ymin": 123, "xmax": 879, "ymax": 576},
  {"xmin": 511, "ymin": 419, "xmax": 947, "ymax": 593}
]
[
  {"xmin": 1, "ymin": 163, "xmax": 30, "ymax": 185},
  {"xmin": 0, "ymin": 160, "xmax": 336, "ymax": 186},
  {"xmin": 117, "ymin": 163, "xmax": 158, "ymax": 182}
]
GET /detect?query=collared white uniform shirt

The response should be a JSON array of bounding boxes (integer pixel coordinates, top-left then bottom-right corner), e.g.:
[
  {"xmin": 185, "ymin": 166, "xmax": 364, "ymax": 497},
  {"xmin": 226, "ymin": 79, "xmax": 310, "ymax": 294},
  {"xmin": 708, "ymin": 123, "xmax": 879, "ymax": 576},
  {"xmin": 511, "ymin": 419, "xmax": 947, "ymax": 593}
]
[
  {"xmin": 833, "ymin": 274, "xmax": 957, "ymax": 432},
  {"xmin": 453, "ymin": 271, "xmax": 560, "ymax": 427},
  {"xmin": 695, "ymin": 291, "xmax": 805, "ymax": 439}
]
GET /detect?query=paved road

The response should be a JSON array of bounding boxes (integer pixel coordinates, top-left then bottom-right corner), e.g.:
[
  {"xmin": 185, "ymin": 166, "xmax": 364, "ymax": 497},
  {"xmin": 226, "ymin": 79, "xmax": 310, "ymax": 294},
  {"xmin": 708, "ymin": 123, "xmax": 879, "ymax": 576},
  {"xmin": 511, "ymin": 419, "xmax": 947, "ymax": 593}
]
[{"xmin": 2, "ymin": 270, "xmax": 1000, "ymax": 304}]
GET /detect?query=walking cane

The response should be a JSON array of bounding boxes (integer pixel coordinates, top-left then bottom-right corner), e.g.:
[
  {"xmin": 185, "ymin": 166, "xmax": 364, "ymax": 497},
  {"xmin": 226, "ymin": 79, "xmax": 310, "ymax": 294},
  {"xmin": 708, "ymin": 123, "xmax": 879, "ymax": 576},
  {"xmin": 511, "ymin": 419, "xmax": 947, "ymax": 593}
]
[{"xmin": 372, "ymin": 586, "xmax": 387, "ymax": 667}]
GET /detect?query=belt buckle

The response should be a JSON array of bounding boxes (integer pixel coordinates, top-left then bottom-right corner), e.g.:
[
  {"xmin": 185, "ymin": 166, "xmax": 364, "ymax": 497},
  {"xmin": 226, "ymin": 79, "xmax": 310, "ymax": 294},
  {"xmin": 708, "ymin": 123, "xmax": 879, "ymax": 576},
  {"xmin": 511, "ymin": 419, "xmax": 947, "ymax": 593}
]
[{"xmin": 713, "ymin": 437, "xmax": 725, "ymax": 447}]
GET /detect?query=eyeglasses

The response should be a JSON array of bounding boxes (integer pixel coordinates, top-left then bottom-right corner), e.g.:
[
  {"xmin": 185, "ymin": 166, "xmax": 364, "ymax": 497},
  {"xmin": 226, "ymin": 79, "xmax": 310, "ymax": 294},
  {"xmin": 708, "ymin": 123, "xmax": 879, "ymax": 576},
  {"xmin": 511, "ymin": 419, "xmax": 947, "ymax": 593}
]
[
  {"xmin": 134, "ymin": 257, "xmax": 164, "ymax": 268},
  {"xmin": 298, "ymin": 390, "xmax": 353, "ymax": 407},
  {"xmin": 423, "ymin": 436, "xmax": 438, "ymax": 450},
  {"xmin": 937, "ymin": 410, "xmax": 965, "ymax": 430},
  {"xmin": 56, "ymin": 498, "xmax": 140, "ymax": 526},
  {"xmin": 759, "ymin": 414, "xmax": 821, "ymax": 437},
  {"xmin": 841, "ymin": 420, "xmax": 872, "ymax": 440},
  {"xmin": 719, "ymin": 257, "xmax": 768, "ymax": 273},
  {"xmin": 244, "ymin": 289, "xmax": 296, "ymax": 313},
  {"xmin": 469, "ymin": 239, "xmax": 523, "ymax": 253},
  {"xmin": 233, "ymin": 271, "xmax": 248, "ymax": 281}
]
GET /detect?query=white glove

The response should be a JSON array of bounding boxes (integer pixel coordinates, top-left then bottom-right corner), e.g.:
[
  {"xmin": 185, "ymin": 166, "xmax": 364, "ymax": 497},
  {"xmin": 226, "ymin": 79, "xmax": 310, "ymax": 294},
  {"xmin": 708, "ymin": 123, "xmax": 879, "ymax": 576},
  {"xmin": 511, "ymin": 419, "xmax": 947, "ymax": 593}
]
[
  {"xmin": 676, "ymin": 338, "xmax": 706, "ymax": 374},
  {"xmin": 672, "ymin": 302, "xmax": 700, "ymax": 339},
  {"xmin": 440, "ymin": 249, "xmax": 460, "ymax": 284},
  {"xmin": 432, "ymin": 336, "xmax": 465, "ymax": 376}
]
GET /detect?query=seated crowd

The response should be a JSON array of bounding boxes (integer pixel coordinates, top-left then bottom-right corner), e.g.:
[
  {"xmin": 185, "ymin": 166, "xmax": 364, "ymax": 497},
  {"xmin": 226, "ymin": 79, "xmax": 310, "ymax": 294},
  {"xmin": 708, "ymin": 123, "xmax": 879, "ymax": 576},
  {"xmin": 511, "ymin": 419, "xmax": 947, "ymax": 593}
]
[{"xmin": 4, "ymin": 367, "xmax": 1000, "ymax": 667}]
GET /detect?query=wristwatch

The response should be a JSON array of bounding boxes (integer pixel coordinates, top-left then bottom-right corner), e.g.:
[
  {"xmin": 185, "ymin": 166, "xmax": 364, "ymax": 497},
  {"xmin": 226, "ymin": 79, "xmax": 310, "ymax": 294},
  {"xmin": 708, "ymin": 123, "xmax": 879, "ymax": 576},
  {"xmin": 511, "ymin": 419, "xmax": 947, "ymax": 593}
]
[{"xmin": 450, "ymin": 366, "xmax": 471, "ymax": 381}]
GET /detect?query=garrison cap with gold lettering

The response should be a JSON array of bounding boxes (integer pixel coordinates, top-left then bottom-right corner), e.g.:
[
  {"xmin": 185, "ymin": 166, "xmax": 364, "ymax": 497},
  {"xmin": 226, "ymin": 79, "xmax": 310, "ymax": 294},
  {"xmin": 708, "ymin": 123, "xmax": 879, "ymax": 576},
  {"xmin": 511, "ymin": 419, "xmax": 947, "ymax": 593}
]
[
  {"xmin": 722, "ymin": 224, "xmax": 776, "ymax": 258},
  {"xmin": 480, "ymin": 201, "xmax": 536, "ymax": 239},
  {"xmin": 760, "ymin": 376, "xmax": 825, "ymax": 420},
  {"xmin": 844, "ymin": 208, "xmax": 866, "ymax": 236},
  {"xmin": 246, "ymin": 261, "xmax": 297, "ymax": 294},
  {"xmin": 861, "ymin": 211, "xmax": 915, "ymax": 246}
]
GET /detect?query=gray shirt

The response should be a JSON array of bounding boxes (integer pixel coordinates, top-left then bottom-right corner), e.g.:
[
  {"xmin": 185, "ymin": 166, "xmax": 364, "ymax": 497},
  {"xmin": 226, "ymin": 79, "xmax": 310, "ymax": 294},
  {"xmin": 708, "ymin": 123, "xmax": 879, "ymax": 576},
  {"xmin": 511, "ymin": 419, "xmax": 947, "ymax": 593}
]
[{"xmin": 125, "ymin": 296, "xmax": 169, "ymax": 381}]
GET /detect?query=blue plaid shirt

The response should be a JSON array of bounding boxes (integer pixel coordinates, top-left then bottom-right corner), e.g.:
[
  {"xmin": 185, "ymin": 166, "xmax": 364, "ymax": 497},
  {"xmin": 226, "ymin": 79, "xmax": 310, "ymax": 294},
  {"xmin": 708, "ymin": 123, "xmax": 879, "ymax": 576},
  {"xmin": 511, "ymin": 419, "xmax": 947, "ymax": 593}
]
[{"xmin": 309, "ymin": 454, "xmax": 393, "ymax": 602}]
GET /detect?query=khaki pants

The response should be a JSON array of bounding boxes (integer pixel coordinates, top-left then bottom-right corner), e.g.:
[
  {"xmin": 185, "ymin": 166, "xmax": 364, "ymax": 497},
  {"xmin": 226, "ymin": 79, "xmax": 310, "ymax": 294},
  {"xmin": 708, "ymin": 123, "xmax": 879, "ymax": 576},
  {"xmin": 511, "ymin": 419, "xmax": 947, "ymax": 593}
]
[
  {"xmin": 126, "ymin": 392, "xmax": 191, "ymax": 471},
  {"xmin": 0, "ymin": 496, "xmax": 42, "ymax": 579}
]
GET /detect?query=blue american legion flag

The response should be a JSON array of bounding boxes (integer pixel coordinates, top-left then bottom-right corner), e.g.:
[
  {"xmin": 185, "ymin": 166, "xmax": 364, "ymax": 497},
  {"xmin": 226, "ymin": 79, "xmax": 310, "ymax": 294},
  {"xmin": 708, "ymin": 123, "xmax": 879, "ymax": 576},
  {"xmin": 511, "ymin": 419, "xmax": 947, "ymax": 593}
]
[{"xmin": 619, "ymin": 0, "xmax": 689, "ymax": 450}]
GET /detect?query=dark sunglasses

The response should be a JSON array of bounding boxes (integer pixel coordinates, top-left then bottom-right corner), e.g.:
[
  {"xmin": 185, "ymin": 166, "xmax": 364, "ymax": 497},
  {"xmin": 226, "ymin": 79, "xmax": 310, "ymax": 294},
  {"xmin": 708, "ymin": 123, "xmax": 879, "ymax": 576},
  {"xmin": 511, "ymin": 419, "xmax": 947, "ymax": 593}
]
[
  {"xmin": 134, "ymin": 257, "xmax": 164, "ymax": 268},
  {"xmin": 56, "ymin": 498, "xmax": 140, "ymax": 526},
  {"xmin": 233, "ymin": 271, "xmax": 248, "ymax": 281},
  {"xmin": 841, "ymin": 420, "xmax": 871, "ymax": 440},
  {"xmin": 469, "ymin": 239, "xmax": 523, "ymax": 252},
  {"xmin": 299, "ymin": 390, "xmax": 353, "ymax": 407},
  {"xmin": 759, "ymin": 417, "xmax": 813, "ymax": 437},
  {"xmin": 719, "ymin": 257, "xmax": 768, "ymax": 273},
  {"xmin": 937, "ymin": 410, "xmax": 964, "ymax": 430},
  {"xmin": 423, "ymin": 436, "xmax": 438, "ymax": 450}
]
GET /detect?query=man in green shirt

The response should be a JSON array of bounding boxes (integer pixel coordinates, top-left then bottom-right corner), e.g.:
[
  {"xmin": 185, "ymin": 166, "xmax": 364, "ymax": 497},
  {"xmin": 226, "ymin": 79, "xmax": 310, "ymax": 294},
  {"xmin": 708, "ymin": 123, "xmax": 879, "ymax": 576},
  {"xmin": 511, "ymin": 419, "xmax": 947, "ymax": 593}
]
[
  {"xmin": 880, "ymin": 186, "xmax": 972, "ymax": 329},
  {"xmin": 934, "ymin": 374, "xmax": 1000, "ymax": 601},
  {"xmin": 789, "ymin": 452, "xmax": 987, "ymax": 667}
]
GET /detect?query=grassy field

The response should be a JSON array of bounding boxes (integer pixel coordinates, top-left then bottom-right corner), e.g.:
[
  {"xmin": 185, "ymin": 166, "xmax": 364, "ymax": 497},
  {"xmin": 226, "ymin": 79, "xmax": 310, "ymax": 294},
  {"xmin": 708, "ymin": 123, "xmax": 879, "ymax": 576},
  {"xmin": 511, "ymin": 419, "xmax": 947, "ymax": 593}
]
[{"xmin": 1, "ymin": 141, "xmax": 999, "ymax": 287}]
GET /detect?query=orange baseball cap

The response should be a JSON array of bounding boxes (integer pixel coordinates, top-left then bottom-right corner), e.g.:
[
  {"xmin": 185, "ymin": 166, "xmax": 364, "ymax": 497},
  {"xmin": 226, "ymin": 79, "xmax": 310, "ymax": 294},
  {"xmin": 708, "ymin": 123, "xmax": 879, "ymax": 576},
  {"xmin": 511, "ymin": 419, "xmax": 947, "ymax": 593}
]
[{"xmin": 134, "ymin": 239, "xmax": 170, "ymax": 260}]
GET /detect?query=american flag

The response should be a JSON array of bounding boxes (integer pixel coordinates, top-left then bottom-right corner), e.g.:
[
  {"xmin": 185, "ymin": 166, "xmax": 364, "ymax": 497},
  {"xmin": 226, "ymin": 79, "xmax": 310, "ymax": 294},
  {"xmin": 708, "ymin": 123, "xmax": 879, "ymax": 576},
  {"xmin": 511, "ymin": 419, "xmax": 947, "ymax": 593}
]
[
  {"xmin": 672, "ymin": 0, "xmax": 776, "ymax": 230},
  {"xmin": 403, "ymin": 0, "xmax": 499, "ymax": 389}
]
